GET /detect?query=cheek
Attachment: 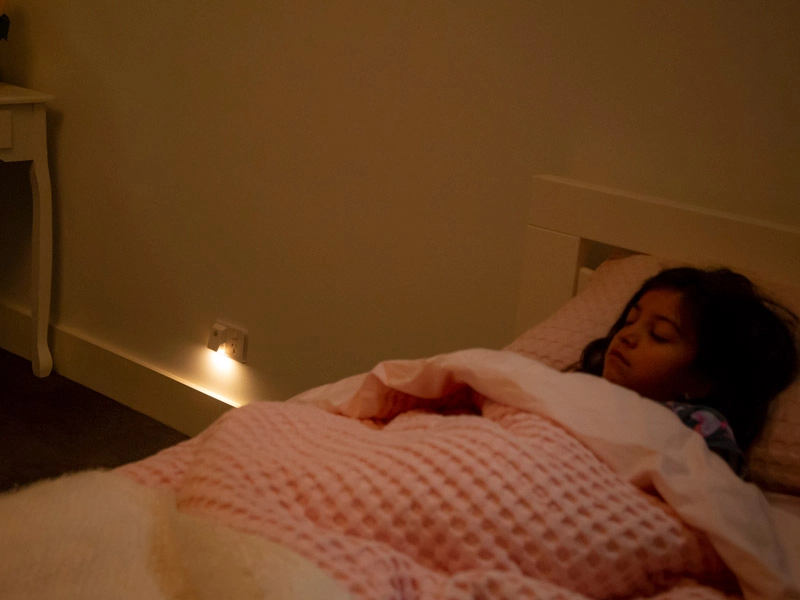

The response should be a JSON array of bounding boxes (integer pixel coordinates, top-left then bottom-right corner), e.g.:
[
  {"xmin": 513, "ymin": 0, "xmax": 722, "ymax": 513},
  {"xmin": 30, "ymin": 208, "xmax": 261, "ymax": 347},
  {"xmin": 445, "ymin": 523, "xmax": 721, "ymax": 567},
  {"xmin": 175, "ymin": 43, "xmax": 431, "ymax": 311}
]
[
  {"xmin": 652, "ymin": 350, "xmax": 690, "ymax": 375},
  {"xmin": 665, "ymin": 345, "xmax": 697, "ymax": 374},
  {"xmin": 640, "ymin": 348, "xmax": 697, "ymax": 393}
]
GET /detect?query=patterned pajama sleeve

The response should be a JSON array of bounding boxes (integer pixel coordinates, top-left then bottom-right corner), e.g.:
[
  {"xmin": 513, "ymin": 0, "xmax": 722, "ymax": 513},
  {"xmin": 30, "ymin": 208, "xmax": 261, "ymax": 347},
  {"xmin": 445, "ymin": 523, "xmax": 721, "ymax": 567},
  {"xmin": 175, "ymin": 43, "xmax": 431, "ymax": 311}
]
[{"xmin": 666, "ymin": 401, "xmax": 746, "ymax": 476}]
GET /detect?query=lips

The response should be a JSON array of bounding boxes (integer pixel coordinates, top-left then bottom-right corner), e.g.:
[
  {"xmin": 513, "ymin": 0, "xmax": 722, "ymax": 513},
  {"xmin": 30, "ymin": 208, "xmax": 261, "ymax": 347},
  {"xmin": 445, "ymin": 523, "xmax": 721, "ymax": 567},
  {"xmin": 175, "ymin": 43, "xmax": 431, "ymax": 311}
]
[{"xmin": 607, "ymin": 348, "xmax": 630, "ymax": 367}]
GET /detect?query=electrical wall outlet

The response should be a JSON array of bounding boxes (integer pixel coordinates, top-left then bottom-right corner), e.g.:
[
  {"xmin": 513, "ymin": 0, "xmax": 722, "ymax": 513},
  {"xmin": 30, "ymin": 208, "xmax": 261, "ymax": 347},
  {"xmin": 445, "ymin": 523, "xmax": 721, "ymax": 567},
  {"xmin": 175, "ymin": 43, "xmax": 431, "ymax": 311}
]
[{"xmin": 207, "ymin": 321, "xmax": 248, "ymax": 363}]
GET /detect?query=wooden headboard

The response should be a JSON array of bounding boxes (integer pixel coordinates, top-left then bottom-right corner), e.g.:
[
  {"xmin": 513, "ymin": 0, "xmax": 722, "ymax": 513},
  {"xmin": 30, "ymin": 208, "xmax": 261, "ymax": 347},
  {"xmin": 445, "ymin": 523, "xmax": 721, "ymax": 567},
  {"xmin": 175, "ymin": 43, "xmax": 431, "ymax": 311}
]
[{"xmin": 515, "ymin": 176, "xmax": 800, "ymax": 336}]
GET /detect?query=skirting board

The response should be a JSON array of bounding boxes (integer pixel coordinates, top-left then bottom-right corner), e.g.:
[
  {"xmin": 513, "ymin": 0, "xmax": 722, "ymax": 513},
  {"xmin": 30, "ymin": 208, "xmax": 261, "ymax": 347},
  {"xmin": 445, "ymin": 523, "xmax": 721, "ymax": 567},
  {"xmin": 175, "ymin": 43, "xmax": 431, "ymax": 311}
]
[{"xmin": 0, "ymin": 302, "xmax": 231, "ymax": 436}]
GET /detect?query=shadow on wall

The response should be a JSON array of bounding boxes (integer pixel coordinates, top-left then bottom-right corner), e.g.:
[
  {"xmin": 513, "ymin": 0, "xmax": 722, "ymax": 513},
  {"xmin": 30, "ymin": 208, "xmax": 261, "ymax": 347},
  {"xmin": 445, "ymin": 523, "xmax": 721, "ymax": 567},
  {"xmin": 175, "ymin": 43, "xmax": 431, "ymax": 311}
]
[
  {"xmin": 0, "ymin": 161, "xmax": 33, "ymax": 305},
  {"xmin": 0, "ymin": 2, "xmax": 31, "ymax": 83}
]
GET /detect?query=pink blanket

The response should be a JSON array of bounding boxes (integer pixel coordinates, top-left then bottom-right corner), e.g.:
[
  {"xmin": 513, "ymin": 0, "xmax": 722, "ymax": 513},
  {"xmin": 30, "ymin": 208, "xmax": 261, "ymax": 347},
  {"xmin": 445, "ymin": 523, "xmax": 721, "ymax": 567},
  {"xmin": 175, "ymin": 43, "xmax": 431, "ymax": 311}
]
[{"xmin": 119, "ymin": 349, "xmax": 797, "ymax": 600}]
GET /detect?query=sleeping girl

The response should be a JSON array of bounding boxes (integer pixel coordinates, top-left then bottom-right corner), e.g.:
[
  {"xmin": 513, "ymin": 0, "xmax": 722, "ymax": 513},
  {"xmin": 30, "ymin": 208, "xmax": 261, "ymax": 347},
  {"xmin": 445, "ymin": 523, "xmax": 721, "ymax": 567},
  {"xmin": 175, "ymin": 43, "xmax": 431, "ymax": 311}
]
[
  {"xmin": 4, "ymin": 266, "xmax": 798, "ymax": 599},
  {"xmin": 572, "ymin": 267, "xmax": 799, "ymax": 475}
]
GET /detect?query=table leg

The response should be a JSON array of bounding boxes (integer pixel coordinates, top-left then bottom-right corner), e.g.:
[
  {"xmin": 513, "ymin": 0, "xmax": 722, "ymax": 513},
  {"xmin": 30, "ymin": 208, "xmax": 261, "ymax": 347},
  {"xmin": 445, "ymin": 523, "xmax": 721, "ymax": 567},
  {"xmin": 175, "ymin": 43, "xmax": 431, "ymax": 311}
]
[{"xmin": 28, "ymin": 105, "xmax": 53, "ymax": 377}]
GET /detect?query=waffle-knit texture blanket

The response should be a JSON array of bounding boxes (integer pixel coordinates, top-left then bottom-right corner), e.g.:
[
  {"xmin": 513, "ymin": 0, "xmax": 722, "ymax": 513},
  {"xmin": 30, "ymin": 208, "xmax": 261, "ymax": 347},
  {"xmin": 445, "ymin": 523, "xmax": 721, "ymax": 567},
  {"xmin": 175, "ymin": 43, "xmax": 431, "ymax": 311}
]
[{"xmin": 120, "ymin": 373, "xmax": 740, "ymax": 598}]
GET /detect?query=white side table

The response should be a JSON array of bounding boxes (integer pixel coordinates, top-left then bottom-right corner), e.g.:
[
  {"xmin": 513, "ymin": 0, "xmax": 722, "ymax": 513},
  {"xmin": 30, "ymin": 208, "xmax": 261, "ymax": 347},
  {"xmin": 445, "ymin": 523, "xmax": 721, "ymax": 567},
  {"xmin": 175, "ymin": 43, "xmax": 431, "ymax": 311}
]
[{"xmin": 0, "ymin": 83, "xmax": 54, "ymax": 377}]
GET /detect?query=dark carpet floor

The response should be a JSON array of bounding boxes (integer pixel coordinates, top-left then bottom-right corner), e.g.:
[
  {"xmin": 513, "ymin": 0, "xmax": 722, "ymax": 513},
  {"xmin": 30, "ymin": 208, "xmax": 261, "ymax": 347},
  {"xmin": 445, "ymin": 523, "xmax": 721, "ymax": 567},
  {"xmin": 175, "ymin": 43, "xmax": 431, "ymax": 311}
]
[{"xmin": 0, "ymin": 347, "xmax": 189, "ymax": 493}]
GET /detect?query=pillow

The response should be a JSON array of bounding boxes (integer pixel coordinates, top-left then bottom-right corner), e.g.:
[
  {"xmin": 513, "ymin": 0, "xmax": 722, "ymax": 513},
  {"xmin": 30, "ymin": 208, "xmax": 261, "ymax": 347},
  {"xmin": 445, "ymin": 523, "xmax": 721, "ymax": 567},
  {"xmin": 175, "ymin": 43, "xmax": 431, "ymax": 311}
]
[{"xmin": 505, "ymin": 254, "xmax": 800, "ymax": 494}]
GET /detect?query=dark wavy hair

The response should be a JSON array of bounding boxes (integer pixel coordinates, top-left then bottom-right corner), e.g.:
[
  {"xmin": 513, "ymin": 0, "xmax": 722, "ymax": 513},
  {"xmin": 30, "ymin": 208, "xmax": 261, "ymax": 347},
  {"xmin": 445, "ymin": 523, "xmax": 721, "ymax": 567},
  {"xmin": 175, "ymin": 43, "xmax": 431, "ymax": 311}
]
[{"xmin": 574, "ymin": 267, "xmax": 799, "ymax": 452}]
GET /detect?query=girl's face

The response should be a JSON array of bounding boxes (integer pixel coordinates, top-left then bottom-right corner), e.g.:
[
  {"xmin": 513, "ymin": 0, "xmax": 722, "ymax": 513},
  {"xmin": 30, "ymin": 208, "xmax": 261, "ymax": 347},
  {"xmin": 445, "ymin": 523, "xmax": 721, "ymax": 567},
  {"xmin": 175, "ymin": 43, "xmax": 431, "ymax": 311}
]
[{"xmin": 602, "ymin": 289, "xmax": 708, "ymax": 402}]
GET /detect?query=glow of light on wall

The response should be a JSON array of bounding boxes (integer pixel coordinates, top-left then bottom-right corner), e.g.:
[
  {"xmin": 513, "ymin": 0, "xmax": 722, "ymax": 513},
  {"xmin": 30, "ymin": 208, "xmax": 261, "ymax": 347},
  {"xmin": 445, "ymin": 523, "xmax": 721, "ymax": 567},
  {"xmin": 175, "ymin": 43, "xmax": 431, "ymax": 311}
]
[
  {"xmin": 193, "ymin": 382, "xmax": 242, "ymax": 409},
  {"xmin": 193, "ymin": 346, "xmax": 243, "ymax": 408},
  {"xmin": 210, "ymin": 345, "xmax": 236, "ymax": 374}
]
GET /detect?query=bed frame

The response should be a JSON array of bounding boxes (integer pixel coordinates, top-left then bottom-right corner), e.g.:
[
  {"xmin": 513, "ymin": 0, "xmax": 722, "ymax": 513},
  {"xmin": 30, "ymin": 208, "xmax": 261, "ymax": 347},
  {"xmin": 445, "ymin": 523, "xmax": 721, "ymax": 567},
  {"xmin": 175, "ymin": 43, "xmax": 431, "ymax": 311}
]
[{"xmin": 515, "ymin": 175, "xmax": 800, "ymax": 336}]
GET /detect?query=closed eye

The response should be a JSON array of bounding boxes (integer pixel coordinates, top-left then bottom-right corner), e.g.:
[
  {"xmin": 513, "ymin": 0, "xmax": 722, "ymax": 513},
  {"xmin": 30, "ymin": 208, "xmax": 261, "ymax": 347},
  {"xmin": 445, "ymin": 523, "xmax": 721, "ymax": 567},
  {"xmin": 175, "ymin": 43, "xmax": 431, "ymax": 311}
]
[
  {"xmin": 624, "ymin": 306, "xmax": 641, "ymax": 326},
  {"xmin": 652, "ymin": 318, "xmax": 681, "ymax": 342}
]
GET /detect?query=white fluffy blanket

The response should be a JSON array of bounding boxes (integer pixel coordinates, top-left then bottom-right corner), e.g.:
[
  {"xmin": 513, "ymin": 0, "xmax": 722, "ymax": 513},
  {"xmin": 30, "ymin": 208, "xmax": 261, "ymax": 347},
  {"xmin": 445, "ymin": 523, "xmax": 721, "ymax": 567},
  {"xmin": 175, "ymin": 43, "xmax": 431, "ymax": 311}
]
[{"xmin": 0, "ymin": 470, "xmax": 352, "ymax": 599}]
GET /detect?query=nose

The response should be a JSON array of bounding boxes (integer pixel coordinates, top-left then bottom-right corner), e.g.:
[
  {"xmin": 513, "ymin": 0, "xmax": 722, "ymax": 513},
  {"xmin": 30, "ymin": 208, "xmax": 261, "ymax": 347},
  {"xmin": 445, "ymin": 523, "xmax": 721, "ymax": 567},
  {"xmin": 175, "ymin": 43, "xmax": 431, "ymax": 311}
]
[{"xmin": 618, "ymin": 325, "xmax": 639, "ymax": 347}]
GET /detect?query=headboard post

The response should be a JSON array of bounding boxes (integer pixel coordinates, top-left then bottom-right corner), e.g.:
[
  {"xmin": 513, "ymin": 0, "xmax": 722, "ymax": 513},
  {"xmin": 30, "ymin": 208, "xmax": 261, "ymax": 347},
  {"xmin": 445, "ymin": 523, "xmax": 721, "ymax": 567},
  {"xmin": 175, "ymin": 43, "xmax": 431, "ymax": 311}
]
[{"xmin": 514, "ymin": 225, "xmax": 583, "ymax": 336}]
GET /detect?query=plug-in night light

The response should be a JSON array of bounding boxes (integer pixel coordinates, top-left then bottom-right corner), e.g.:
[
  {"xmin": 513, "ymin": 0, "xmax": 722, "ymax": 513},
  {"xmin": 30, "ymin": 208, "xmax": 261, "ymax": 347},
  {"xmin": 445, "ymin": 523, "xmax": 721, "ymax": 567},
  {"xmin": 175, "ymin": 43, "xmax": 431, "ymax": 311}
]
[{"xmin": 207, "ymin": 321, "xmax": 247, "ymax": 363}]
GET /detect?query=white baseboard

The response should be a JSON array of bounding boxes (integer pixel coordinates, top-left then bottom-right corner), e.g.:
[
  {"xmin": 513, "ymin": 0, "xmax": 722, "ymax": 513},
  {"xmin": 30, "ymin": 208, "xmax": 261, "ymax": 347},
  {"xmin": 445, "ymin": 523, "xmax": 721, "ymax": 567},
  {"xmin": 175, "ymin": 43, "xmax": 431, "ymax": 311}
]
[{"xmin": 0, "ymin": 302, "xmax": 231, "ymax": 436}]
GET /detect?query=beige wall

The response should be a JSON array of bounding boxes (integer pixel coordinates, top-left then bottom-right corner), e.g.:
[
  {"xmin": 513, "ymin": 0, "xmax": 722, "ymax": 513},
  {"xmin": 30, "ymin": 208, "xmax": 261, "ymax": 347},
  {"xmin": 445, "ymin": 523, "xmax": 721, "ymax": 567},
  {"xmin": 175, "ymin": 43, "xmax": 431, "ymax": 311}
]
[{"xmin": 1, "ymin": 1, "xmax": 798, "ymax": 409}]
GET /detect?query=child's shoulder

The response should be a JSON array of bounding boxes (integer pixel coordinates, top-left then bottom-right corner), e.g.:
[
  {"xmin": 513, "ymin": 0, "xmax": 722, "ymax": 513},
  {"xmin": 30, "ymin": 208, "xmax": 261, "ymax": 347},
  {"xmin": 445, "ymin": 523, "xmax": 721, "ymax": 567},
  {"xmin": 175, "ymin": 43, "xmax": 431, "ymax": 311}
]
[
  {"xmin": 665, "ymin": 401, "xmax": 746, "ymax": 475},
  {"xmin": 666, "ymin": 402, "xmax": 731, "ymax": 437}
]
